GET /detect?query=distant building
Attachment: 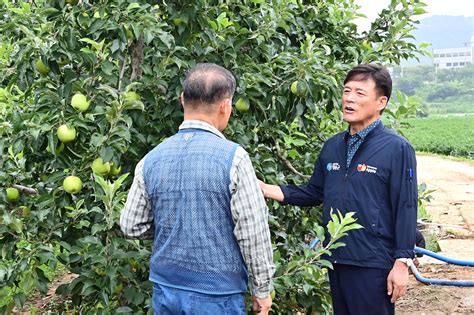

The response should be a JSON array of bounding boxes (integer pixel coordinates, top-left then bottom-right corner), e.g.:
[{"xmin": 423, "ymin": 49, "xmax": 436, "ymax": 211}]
[{"xmin": 432, "ymin": 37, "xmax": 474, "ymax": 69}]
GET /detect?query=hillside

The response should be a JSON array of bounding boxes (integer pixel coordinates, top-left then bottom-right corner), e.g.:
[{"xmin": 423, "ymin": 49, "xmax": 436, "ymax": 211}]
[{"xmin": 403, "ymin": 15, "xmax": 474, "ymax": 66}]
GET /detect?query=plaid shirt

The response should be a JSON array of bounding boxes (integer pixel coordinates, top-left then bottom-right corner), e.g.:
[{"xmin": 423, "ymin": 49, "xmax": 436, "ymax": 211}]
[
  {"xmin": 119, "ymin": 120, "xmax": 275, "ymax": 298},
  {"xmin": 345, "ymin": 119, "xmax": 381, "ymax": 168}
]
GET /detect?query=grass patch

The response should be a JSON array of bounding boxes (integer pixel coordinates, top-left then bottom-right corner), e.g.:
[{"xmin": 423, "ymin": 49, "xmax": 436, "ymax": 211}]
[
  {"xmin": 418, "ymin": 204, "xmax": 430, "ymax": 221},
  {"xmin": 425, "ymin": 232, "xmax": 441, "ymax": 252}
]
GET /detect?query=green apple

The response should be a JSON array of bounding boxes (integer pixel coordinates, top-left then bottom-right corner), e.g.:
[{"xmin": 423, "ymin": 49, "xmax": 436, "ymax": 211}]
[
  {"xmin": 46, "ymin": 142, "xmax": 65, "ymax": 155},
  {"xmin": 91, "ymin": 157, "xmax": 111, "ymax": 175},
  {"xmin": 6, "ymin": 187, "xmax": 20, "ymax": 202},
  {"xmin": 56, "ymin": 142, "xmax": 65, "ymax": 154},
  {"xmin": 125, "ymin": 91, "xmax": 141, "ymax": 102},
  {"xmin": 235, "ymin": 98, "xmax": 250, "ymax": 113},
  {"xmin": 109, "ymin": 163, "xmax": 121, "ymax": 176},
  {"xmin": 35, "ymin": 59, "xmax": 49, "ymax": 75},
  {"xmin": 57, "ymin": 57, "xmax": 69, "ymax": 66},
  {"xmin": 20, "ymin": 206, "xmax": 30, "ymax": 217},
  {"xmin": 63, "ymin": 176, "xmax": 83, "ymax": 194},
  {"xmin": 290, "ymin": 80, "xmax": 306, "ymax": 97},
  {"xmin": 114, "ymin": 283, "xmax": 123, "ymax": 294},
  {"xmin": 124, "ymin": 25, "xmax": 134, "ymax": 40},
  {"xmin": 291, "ymin": 80, "xmax": 299, "ymax": 95},
  {"xmin": 173, "ymin": 18, "xmax": 184, "ymax": 26},
  {"xmin": 71, "ymin": 93, "xmax": 91, "ymax": 112},
  {"xmin": 57, "ymin": 124, "xmax": 76, "ymax": 143}
]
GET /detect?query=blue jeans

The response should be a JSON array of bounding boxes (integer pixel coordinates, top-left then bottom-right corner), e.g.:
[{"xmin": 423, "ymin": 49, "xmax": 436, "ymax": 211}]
[{"xmin": 152, "ymin": 283, "xmax": 246, "ymax": 315}]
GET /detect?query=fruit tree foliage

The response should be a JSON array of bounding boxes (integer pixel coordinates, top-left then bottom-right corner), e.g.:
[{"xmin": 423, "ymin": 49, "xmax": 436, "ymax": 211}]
[{"xmin": 0, "ymin": 0, "xmax": 427, "ymax": 313}]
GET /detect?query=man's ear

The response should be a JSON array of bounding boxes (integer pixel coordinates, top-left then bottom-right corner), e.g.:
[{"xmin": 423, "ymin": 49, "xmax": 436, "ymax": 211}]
[
  {"xmin": 180, "ymin": 93, "xmax": 185, "ymax": 109},
  {"xmin": 218, "ymin": 98, "xmax": 231, "ymax": 115},
  {"xmin": 377, "ymin": 96, "xmax": 388, "ymax": 111}
]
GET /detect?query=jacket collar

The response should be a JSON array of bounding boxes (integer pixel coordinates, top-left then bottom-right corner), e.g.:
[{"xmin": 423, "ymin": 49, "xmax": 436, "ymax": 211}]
[{"xmin": 343, "ymin": 119, "xmax": 384, "ymax": 142}]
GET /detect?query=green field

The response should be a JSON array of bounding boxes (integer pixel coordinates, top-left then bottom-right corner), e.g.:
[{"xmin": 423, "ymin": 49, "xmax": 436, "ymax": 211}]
[
  {"xmin": 401, "ymin": 114, "xmax": 474, "ymax": 157},
  {"xmin": 427, "ymin": 101, "xmax": 474, "ymax": 115}
]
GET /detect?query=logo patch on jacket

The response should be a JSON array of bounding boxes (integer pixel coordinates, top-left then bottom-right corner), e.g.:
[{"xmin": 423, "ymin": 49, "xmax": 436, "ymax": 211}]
[
  {"xmin": 327, "ymin": 162, "xmax": 341, "ymax": 171},
  {"xmin": 357, "ymin": 164, "xmax": 377, "ymax": 173},
  {"xmin": 182, "ymin": 133, "xmax": 194, "ymax": 141}
]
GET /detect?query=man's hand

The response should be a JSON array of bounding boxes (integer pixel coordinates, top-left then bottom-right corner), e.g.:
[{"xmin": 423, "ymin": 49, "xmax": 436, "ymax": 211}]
[
  {"xmin": 257, "ymin": 180, "xmax": 284, "ymax": 202},
  {"xmin": 252, "ymin": 295, "xmax": 272, "ymax": 314},
  {"xmin": 387, "ymin": 259, "xmax": 409, "ymax": 303},
  {"xmin": 258, "ymin": 180, "xmax": 267, "ymax": 195}
]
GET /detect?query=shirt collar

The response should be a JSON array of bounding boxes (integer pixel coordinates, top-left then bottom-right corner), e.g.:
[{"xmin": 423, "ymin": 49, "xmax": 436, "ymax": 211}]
[
  {"xmin": 179, "ymin": 120, "xmax": 226, "ymax": 139},
  {"xmin": 344, "ymin": 119, "xmax": 381, "ymax": 141}
]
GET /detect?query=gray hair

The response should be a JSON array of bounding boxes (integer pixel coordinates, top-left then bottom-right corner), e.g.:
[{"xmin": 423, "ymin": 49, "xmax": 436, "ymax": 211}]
[{"xmin": 182, "ymin": 63, "xmax": 236, "ymax": 108}]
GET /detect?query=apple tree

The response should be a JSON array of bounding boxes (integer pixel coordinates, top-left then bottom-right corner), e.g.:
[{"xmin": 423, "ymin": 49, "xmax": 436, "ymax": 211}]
[{"xmin": 0, "ymin": 0, "xmax": 427, "ymax": 313}]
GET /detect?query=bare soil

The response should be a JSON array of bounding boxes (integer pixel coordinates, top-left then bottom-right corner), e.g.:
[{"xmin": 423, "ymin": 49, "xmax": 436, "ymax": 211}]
[
  {"xmin": 396, "ymin": 155, "xmax": 474, "ymax": 314},
  {"xmin": 13, "ymin": 273, "xmax": 77, "ymax": 314},
  {"xmin": 397, "ymin": 264, "xmax": 474, "ymax": 314}
]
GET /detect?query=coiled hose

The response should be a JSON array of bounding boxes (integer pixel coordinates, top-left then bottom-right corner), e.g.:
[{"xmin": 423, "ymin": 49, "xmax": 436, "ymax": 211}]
[
  {"xmin": 308, "ymin": 241, "xmax": 474, "ymax": 286},
  {"xmin": 410, "ymin": 246, "xmax": 474, "ymax": 287}
]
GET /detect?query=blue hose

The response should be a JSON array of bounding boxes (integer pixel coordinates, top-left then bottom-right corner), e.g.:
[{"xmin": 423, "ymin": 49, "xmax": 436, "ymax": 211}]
[
  {"xmin": 415, "ymin": 246, "xmax": 474, "ymax": 266},
  {"xmin": 411, "ymin": 246, "xmax": 474, "ymax": 286},
  {"xmin": 409, "ymin": 262, "xmax": 474, "ymax": 286},
  {"xmin": 309, "ymin": 238, "xmax": 320, "ymax": 249},
  {"xmin": 308, "ymin": 241, "xmax": 474, "ymax": 286}
]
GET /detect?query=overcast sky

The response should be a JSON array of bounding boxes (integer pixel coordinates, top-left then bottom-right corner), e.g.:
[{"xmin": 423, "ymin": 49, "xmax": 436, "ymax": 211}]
[{"xmin": 354, "ymin": 0, "xmax": 474, "ymax": 32}]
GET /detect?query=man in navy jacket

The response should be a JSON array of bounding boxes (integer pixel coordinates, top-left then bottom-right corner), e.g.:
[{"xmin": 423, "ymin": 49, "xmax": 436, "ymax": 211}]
[{"xmin": 259, "ymin": 64, "xmax": 417, "ymax": 315}]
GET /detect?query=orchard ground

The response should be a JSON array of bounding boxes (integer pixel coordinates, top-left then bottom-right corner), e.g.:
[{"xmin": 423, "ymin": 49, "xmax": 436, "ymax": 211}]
[{"xmin": 397, "ymin": 154, "xmax": 474, "ymax": 314}]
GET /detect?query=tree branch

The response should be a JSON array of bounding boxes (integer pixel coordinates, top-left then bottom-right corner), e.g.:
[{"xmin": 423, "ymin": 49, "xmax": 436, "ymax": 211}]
[
  {"xmin": 118, "ymin": 55, "xmax": 127, "ymax": 91},
  {"xmin": 129, "ymin": 38, "xmax": 144, "ymax": 81},
  {"xmin": 274, "ymin": 142, "xmax": 311, "ymax": 180},
  {"xmin": 13, "ymin": 184, "xmax": 38, "ymax": 195}
]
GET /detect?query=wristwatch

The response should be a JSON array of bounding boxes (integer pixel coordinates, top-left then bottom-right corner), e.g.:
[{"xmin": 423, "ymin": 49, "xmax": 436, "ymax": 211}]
[{"xmin": 396, "ymin": 258, "xmax": 412, "ymax": 266}]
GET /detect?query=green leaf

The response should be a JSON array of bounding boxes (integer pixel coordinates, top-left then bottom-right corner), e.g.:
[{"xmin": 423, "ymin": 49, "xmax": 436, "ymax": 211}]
[
  {"xmin": 79, "ymin": 38, "xmax": 105, "ymax": 51},
  {"xmin": 99, "ymin": 146, "xmax": 115, "ymax": 163},
  {"xmin": 317, "ymin": 259, "xmax": 333, "ymax": 269},
  {"xmin": 303, "ymin": 283, "xmax": 313, "ymax": 294},
  {"xmin": 20, "ymin": 271, "xmax": 35, "ymax": 293},
  {"xmin": 8, "ymin": 218, "xmax": 23, "ymax": 234},
  {"xmin": 13, "ymin": 293, "xmax": 26, "ymax": 308},
  {"xmin": 126, "ymin": 3, "xmax": 141, "ymax": 11},
  {"xmin": 329, "ymin": 242, "xmax": 347, "ymax": 250},
  {"xmin": 98, "ymin": 84, "xmax": 119, "ymax": 100},
  {"xmin": 122, "ymin": 100, "xmax": 145, "ymax": 111},
  {"xmin": 286, "ymin": 260, "xmax": 300, "ymax": 273},
  {"xmin": 292, "ymin": 139, "xmax": 306, "ymax": 146},
  {"xmin": 116, "ymin": 306, "xmax": 134, "ymax": 314}
]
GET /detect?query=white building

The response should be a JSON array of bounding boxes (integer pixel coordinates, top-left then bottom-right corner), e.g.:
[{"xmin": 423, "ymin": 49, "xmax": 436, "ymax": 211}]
[{"xmin": 432, "ymin": 37, "xmax": 474, "ymax": 69}]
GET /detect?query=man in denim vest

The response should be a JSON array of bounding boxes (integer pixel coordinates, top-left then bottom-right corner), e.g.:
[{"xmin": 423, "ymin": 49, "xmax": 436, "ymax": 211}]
[{"xmin": 120, "ymin": 63, "xmax": 274, "ymax": 314}]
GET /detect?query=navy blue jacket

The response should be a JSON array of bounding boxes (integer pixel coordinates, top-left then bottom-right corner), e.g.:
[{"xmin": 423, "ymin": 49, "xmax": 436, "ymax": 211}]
[{"xmin": 281, "ymin": 123, "xmax": 417, "ymax": 269}]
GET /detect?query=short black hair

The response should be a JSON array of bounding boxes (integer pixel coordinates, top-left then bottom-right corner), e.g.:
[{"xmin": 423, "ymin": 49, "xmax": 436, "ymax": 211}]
[
  {"xmin": 344, "ymin": 64, "xmax": 392, "ymax": 101},
  {"xmin": 182, "ymin": 63, "xmax": 236, "ymax": 108}
]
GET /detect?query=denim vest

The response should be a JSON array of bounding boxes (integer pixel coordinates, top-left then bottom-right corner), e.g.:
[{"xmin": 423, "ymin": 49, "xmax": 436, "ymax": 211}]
[{"xmin": 143, "ymin": 128, "xmax": 248, "ymax": 294}]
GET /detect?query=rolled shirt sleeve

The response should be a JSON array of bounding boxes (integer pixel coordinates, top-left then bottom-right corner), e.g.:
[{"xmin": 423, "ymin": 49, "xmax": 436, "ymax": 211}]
[
  {"xmin": 230, "ymin": 147, "xmax": 275, "ymax": 299},
  {"xmin": 119, "ymin": 158, "xmax": 154, "ymax": 240}
]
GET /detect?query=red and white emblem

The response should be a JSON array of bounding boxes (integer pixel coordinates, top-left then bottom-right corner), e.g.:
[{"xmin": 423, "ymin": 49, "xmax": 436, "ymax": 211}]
[{"xmin": 357, "ymin": 164, "xmax": 367, "ymax": 172}]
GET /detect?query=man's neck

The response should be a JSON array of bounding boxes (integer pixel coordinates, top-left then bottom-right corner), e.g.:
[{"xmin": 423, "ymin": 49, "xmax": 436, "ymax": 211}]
[
  {"xmin": 349, "ymin": 118, "xmax": 380, "ymax": 135},
  {"xmin": 183, "ymin": 113, "xmax": 221, "ymax": 131}
]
